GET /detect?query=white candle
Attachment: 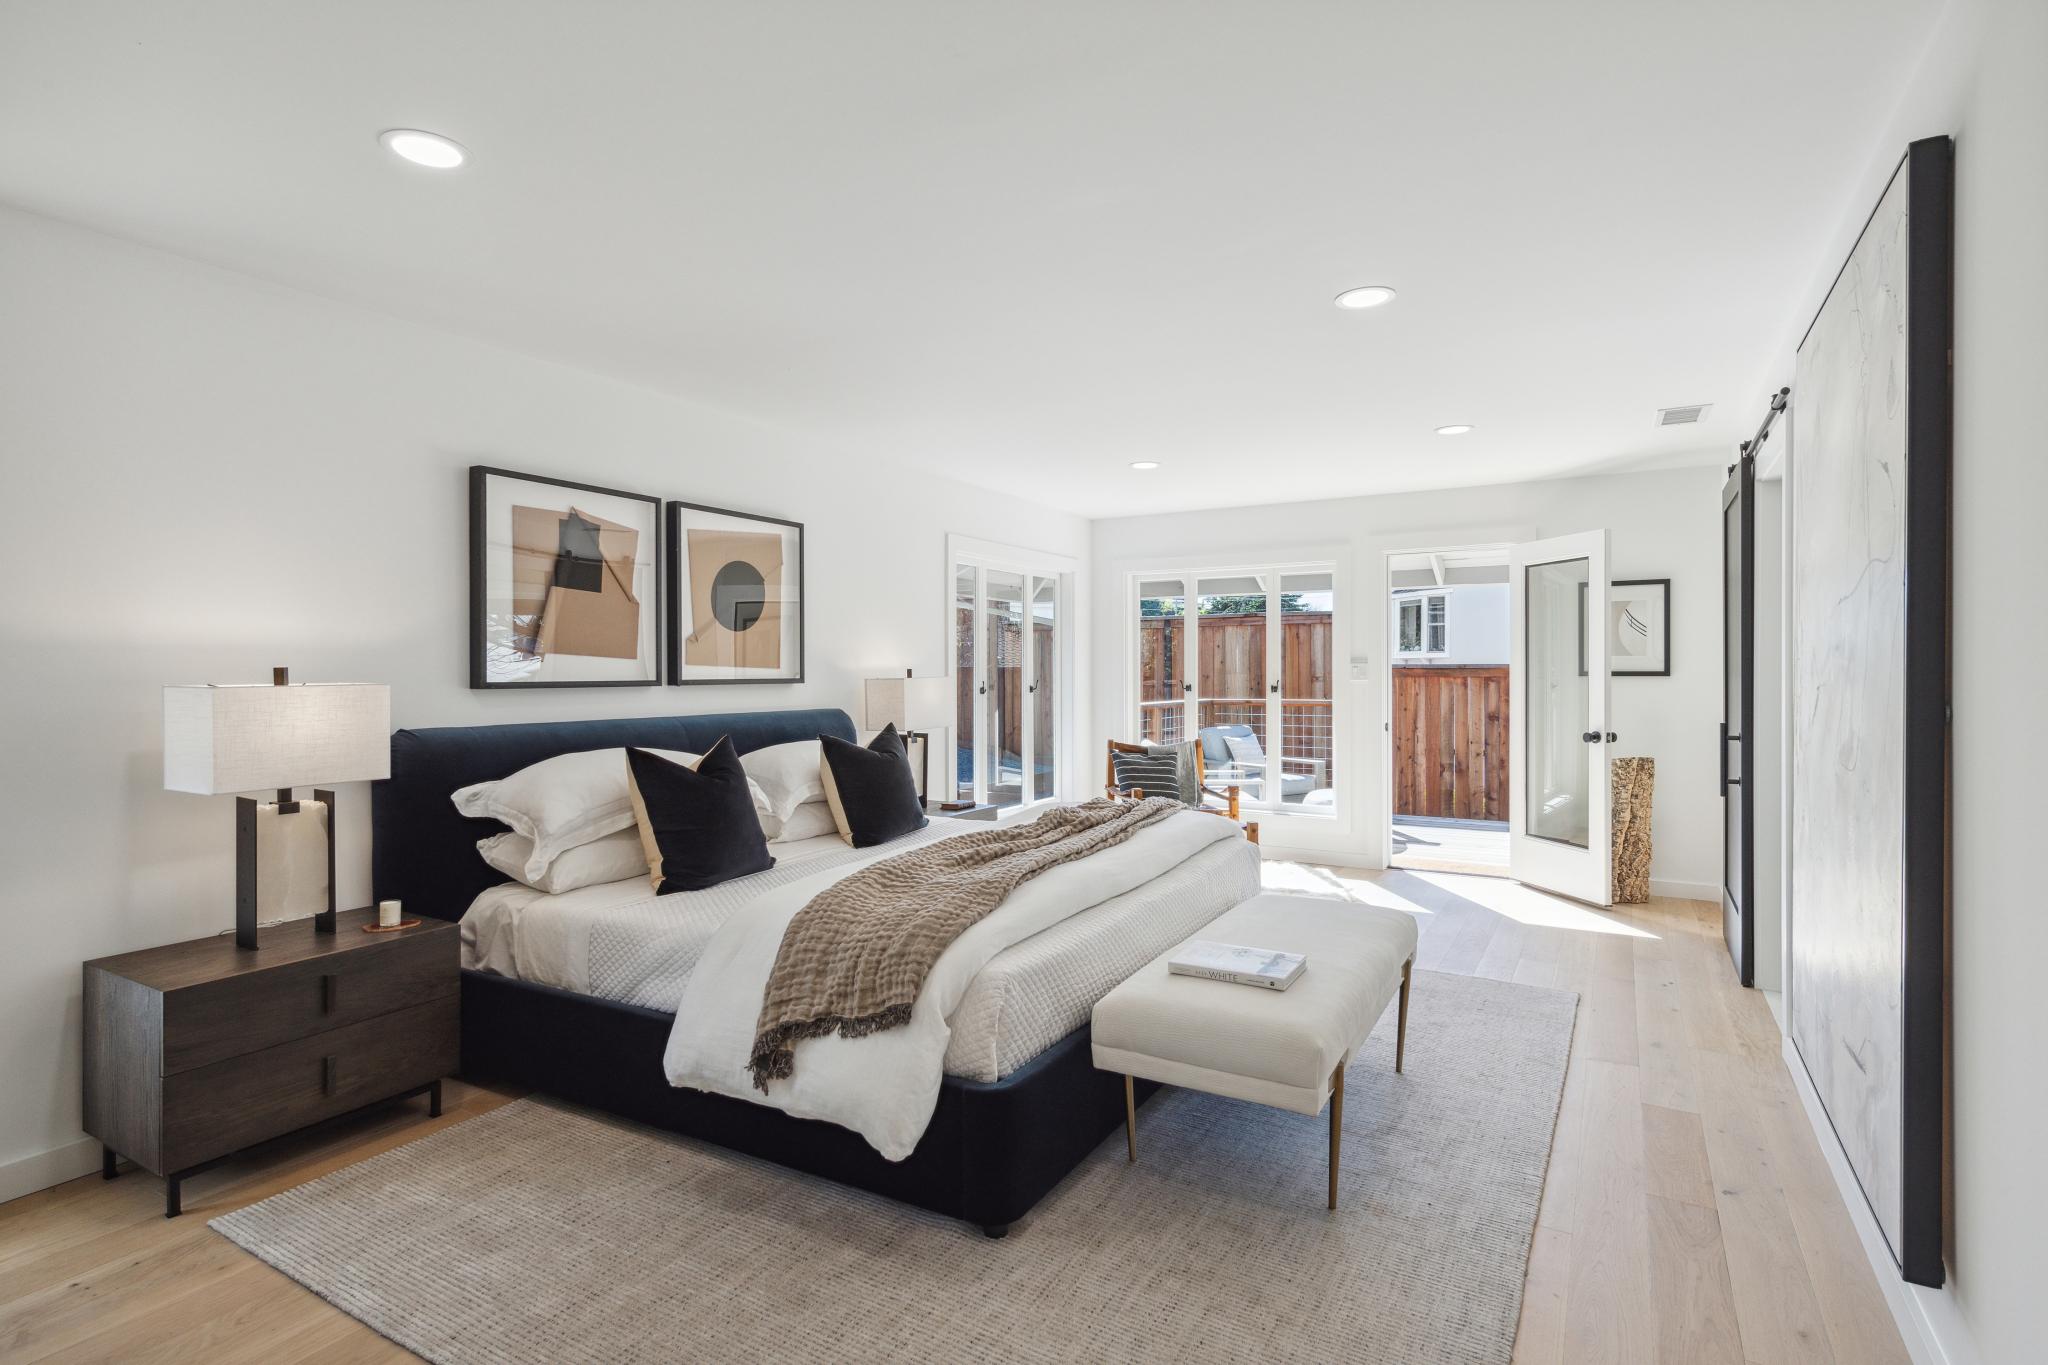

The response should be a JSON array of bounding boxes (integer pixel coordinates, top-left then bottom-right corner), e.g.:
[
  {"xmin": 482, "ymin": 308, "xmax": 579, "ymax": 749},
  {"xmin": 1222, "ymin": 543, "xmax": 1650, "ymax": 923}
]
[{"xmin": 378, "ymin": 899, "xmax": 402, "ymax": 928}]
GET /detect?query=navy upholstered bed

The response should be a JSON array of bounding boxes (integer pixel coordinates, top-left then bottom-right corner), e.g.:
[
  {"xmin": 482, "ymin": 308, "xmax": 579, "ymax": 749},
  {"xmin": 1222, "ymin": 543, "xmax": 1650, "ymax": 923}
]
[{"xmin": 369, "ymin": 707, "xmax": 1149, "ymax": 1236}]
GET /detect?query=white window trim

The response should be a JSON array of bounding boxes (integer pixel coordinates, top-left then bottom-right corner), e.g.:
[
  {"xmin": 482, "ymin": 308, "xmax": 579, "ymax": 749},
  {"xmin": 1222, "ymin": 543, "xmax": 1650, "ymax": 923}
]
[
  {"xmin": 1393, "ymin": 589, "xmax": 1451, "ymax": 658},
  {"xmin": 947, "ymin": 534, "xmax": 1076, "ymax": 812},
  {"xmin": 1123, "ymin": 558, "xmax": 1344, "ymax": 821}
]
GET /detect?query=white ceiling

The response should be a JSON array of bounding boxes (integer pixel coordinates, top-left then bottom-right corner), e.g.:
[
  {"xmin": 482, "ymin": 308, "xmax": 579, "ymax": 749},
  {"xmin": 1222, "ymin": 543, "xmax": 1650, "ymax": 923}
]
[{"xmin": 0, "ymin": 1, "xmax": 1943, "ymax": 517}]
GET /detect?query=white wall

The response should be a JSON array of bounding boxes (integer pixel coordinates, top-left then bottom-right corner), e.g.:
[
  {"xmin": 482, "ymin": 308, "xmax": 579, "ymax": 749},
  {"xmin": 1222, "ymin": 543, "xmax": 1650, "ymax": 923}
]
[
  {"xmin": 0, "ymin": 205, "xmax": 1090, "ymax": 1191},
  {"xmin": 1391, "ymin": 583, "xmax": 1509, "ymax": 668},
  {"xmin": 1759, "ymin": 1, "xmax": 2048, "ymax": 1360},
  {"xmin": 1092, "ymin": 464, "xmax": 1724, "ymax": 895}
]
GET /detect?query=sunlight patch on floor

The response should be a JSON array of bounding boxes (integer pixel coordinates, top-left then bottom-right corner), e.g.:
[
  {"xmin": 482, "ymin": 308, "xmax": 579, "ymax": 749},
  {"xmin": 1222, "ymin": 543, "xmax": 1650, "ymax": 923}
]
[{"xmin": 1261, "ymin": 861, "xmax": 1658, "ymax": 940}]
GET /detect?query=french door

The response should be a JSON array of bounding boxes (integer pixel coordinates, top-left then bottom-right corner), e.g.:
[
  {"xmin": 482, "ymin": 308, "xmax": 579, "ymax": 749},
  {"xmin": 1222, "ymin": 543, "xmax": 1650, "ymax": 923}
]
[
  {"xmin": 1508, "ymin": 530, "xmax": 1614, "ymax": 904},
  {"xmin": 1132, "ymin": 566, "xmax": 1337, "ymax": 814},
  {"xmin": 953, "ymin": 556, "xmax": 1062, "ymax": 810}
]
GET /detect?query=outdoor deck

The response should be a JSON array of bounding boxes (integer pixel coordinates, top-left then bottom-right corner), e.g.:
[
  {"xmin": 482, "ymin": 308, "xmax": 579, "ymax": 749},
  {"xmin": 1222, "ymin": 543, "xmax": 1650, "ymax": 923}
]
[{"xmin": 1391, "ymin": 816, "xmax": 1509, "ymax": 875}]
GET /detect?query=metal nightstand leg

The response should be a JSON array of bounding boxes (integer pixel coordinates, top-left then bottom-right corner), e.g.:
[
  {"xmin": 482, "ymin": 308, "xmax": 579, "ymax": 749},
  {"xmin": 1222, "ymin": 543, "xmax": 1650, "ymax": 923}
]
[
  {"xmin": 102, "ymin": 1145, "xmax": 118, "ymax": 1180},
  {"xmin": 430, "ymin": 1078, "xmax": 443, "ymax": 1118},
  {"xmin": 166, "ymin": 1174, "xmax": 182, "ymax": 1219}
]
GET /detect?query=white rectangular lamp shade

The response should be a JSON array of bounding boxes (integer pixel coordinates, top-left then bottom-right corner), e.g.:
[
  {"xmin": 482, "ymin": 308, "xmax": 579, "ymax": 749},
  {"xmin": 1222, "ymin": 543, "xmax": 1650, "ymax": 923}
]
[
  {"xmin": 863, "ymin": 675, "xmax": 953, "ymax": 734},
  {"xmin": 164, "ymin": 683, "xmax": 391, "ymax": 794}
]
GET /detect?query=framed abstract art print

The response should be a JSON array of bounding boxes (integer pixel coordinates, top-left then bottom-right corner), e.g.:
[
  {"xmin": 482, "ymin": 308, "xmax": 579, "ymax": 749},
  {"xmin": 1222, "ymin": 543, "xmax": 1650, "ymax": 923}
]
[
  {"xmin": 469, "ymin": 466, "xmax": 662, "ymax": 688},
  {"xmin": 665, "ymin": 500, "xmax": 805, "ymax": 685}
]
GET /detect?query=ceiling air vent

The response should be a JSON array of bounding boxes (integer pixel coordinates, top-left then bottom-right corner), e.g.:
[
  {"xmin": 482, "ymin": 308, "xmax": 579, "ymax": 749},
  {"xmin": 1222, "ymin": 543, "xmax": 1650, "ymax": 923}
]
[{"xmin": 1657, "ymin": 403, "xmax": 1712, "ymax": 426}]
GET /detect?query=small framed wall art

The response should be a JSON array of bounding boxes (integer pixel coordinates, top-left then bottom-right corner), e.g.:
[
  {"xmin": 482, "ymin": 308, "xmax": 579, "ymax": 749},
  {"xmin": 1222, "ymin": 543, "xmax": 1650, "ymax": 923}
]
[
  {"xmin": 666, "ymin": 500, "xmax": 804, "ymax": 684},
  {"xmin": 1580, "ymin": 577, "xmax": 1671, "ymax": 677},
  {"xmin": 469, "ymin": 466, "xmax": 662, "ymax": 688},
  {"xmin": 1609, "ymin": 578, "xmax": 1670, "ymax": 676}
]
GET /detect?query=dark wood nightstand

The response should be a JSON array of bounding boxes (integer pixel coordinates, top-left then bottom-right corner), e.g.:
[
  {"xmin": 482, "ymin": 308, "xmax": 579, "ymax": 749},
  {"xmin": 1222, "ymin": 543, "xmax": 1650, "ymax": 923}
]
[{"xmin": 83, "ymin": 907, "xmax": 458, "ymax": 1216}]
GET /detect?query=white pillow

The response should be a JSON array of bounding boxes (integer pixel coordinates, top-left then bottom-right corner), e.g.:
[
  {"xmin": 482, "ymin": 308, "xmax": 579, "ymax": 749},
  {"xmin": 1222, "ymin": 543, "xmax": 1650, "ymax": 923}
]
[
  {"xmin": 740, "ymin": 740, "xmax": 826, "ymax": 822},
  {"xmin": 1223, "ymin": 733, "xmax": 1267, "ymax": 769},
  {"xmin": 771, "ymin": 801, "xmax": 839, "ymax": 843},
  {"xmin": 453, "ymin": 746, "xmax": 775, "ymax": 880},
  {"xmin": 478, "ymin": 828, "xmax": 647, "ymax": 895}
]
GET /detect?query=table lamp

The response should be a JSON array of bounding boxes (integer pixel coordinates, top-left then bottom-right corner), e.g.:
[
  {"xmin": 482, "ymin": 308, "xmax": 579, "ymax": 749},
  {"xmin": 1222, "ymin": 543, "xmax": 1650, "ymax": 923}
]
[
  {"xmin": 862, "ymin": 670, "xmax": 953, "ymax": 801},
  {"xmin": 163, "ymin": 667, "xmax": 391, "ymax": 949}
]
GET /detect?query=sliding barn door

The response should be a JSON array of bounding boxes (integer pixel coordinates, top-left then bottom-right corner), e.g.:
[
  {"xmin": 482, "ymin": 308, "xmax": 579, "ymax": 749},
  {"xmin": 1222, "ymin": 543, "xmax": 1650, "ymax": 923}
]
[{"xmin": 1722, "ymin": 455, "xmax": 1756, "ymax": 984}]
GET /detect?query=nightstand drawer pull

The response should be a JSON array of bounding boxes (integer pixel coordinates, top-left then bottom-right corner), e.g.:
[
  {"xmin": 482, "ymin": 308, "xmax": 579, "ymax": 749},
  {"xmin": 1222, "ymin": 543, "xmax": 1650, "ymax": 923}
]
[
  {"xmin": 322, "ymin": 1055, "xmax": 337, "ymax": 1096},
  {"xmin": 321, "ymin": 973, "xmax": 338, "ymax": 1013}
]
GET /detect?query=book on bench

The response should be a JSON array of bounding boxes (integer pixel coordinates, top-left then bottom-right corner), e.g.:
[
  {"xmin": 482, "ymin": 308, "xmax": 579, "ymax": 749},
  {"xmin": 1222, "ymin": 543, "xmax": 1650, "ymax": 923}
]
[{"xmin": 1167, "ymin": 941, "xmax": 1307, "ymax": 991}]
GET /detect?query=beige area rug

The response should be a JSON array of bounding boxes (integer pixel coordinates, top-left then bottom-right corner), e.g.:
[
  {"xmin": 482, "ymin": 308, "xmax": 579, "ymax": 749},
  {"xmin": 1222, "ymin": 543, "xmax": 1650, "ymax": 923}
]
[{"xmin": 213, "ymin": 969, "xmax": 1575, "ymax": 1364}]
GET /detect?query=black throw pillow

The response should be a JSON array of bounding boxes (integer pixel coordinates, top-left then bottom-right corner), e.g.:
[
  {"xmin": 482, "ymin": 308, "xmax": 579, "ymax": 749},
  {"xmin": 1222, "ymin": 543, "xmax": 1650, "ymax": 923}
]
[
  {"xmin": 625, "ymin": 738, "xmax": 775, "ymax": 893},
  {"xmin": 819, "ymin": 725, "xmax": 930, "ymax": 848}
]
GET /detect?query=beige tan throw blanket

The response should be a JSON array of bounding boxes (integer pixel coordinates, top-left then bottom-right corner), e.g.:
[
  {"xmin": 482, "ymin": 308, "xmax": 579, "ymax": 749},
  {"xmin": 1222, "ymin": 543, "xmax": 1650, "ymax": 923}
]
[{"xmin": 748, "ymin": 797, "xmax": 1184, "ymax": 1090}]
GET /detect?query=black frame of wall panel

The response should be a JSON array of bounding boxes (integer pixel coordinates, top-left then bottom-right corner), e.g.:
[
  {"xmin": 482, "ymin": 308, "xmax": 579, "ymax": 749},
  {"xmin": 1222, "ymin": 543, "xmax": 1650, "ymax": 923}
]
[
  {"xmin": 1790, "ymin": 134, "xmax": 1952, "ymax": 1289},
  {"xmin": 664, "ymin": 499, "xmax": 807, "ymax": 685},
  {"xmin": 468, "ymin": 465, "xmax": 665, "ymax": 689}
]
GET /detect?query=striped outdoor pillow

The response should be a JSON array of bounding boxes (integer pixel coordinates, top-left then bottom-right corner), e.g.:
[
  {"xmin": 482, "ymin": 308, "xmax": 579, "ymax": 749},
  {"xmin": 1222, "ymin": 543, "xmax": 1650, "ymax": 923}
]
[{"xmin": 1110, "ymin": 751, "xmax": 1182, "ymax": 800}]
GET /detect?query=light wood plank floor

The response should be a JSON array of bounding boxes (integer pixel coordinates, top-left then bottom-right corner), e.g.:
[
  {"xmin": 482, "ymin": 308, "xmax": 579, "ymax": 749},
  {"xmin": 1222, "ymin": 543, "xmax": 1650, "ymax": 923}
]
[{"xmin": 0, "ymin": 863, "xmax": 1907, "ymax": 1364}]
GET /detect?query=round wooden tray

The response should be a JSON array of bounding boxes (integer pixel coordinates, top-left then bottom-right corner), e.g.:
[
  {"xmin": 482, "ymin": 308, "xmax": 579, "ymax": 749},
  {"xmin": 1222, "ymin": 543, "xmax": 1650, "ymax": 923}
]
[{"xmin": 362, "ymin": 918, "xmax": 422, "ymax": 934}]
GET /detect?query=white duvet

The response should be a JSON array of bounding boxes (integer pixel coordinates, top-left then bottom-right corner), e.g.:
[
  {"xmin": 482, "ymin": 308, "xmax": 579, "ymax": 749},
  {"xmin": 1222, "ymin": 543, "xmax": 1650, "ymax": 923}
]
[{"xmin": 663, "ymin": 809, "xmax": 1239, "ymax": 1160}]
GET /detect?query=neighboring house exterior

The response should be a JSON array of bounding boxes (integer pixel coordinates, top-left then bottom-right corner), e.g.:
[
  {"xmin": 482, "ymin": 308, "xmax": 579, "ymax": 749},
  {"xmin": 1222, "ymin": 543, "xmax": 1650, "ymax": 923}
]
[{"xmin": 1390, "ymin": 584, "xmax": 1509, "ymax": 666}]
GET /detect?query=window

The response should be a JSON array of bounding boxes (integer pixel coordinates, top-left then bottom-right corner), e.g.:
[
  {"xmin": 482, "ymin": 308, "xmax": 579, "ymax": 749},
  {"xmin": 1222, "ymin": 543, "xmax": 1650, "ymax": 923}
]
[
  {"xmin": 950, "ymin": 538, "xmax": 1073, "ymax": 811},
  {"xmin": 1129, "ymin": 563, "xmax": 1338, "ymax": 814},
  {"xmin": 1395, "ymin": 591, "xmax": 1447, "ymax": 657}
]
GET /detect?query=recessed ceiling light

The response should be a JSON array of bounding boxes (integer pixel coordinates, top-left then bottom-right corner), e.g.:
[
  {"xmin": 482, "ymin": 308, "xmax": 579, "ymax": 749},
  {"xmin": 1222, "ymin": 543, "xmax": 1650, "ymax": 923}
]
[
  {"xmin": 380, "ymin": 129, "xmax": 467, "ymax": 170},
  {"xmin": 1435, "ymin": 424, "xmax": 1474, "ymax": 436},
  {"xmin": 1333, "ymin": 285, "xmax": 1396, "ymax": 310},
  {"xmin": 1130, "ymin": 461, "xmax": 1161, "ymax": 471}
]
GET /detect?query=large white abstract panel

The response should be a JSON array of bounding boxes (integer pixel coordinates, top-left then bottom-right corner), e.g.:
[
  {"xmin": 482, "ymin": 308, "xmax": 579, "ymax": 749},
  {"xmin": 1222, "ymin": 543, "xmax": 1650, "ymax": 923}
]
[{"xmin": 1789, "ymin": 167, "xmax": 1909, "ymax": 1252}]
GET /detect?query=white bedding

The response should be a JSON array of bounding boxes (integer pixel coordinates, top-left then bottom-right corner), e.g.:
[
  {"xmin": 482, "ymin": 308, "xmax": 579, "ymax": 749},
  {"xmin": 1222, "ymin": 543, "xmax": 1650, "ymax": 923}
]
[
  {"xmin": 664, "ymin": 809, "xmax": 1241, "ymax": 1159},
  {"xmin": 461, "ymin": 832, "xmax": 886, "ymax": 1002},
  {"xmin": 461, "ymin": 820, "xmax": 1260, "ymax": 1079}
]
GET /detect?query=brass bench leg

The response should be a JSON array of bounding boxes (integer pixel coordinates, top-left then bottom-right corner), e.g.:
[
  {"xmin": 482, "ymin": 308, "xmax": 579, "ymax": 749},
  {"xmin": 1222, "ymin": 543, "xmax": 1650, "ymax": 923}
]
[
  {"xmin": 1328, "ymin": 1060, "xmax": 1345, "ymax": 1210},
  {"xmin": 1396, "ymin": 958, "xmax": 1412, "ymax": 1074},
  {"xmin": 1124, "ymin": 1074, "xmax": 1137, "ymax": 1163}
]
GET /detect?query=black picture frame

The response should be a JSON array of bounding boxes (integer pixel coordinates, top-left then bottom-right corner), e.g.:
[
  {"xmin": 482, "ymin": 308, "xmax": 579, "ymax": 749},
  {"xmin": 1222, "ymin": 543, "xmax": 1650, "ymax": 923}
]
[
  {"xmin": 664, "ymin": 499, "xmax": 806, "ymax": 686},
  {"xmin": 1788, "ymin": 135, "xmax": 1952, "ymax": 1289},
  {"xmin": 468, "ymin": 466, "xmax": 663, "ymax": 689},
  {"xmin": 1577, "ymin": 578, "xmax": 1671, "ymax": 677}
]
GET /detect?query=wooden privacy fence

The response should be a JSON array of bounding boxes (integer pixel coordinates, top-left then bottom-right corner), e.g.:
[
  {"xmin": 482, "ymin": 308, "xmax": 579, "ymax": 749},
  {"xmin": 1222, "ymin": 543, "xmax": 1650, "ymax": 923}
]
[
  {"xmin": 1392, "ymin": 665, "xmax": 1508, "ymax": 821},
  {"xmin": 1134, "ymin": 611, "xmax": 1334, "ymax": 783}
]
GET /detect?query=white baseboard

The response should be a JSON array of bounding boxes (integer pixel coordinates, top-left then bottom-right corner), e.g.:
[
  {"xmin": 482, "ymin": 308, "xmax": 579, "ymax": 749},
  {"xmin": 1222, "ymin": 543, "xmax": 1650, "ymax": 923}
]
[
  {"xmin": 0, "ymin": 1136, "xmax": 101, "ymax": 1205},
  {"xmin": 1779, "ymin": 1036, "xmax": 1979, "ymax": 1365},
  {"xmin": 1649, "ymin": 877, "xmax": 1718, "ymax": 902}
]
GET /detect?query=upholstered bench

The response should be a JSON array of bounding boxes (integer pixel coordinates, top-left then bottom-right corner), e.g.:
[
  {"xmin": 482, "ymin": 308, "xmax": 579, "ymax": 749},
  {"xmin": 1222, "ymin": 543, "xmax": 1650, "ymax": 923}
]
[{"xmin": 1090, "ymin": 892, "xmax": 1419, "ymax": 1208}]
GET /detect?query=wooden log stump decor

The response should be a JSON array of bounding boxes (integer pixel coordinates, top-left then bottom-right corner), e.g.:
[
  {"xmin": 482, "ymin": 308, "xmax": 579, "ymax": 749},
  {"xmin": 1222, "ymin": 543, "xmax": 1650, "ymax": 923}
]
[{"xmin": 1611, "ymin": 756, "xmax": 1654, "ymax": 903}]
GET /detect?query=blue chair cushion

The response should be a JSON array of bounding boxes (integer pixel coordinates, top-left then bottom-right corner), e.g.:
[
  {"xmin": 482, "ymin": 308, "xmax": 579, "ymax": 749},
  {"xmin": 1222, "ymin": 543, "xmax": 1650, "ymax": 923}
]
[{"xmin": 1199, "ymin": 724, "xmax": 1258, "ymax": 767}]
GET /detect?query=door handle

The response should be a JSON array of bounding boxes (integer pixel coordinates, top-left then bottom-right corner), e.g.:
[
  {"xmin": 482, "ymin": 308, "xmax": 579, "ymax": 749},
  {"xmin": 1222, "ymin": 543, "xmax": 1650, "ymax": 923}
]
[
  {"xmin": 1605, "ymin": 732, "xmax": 1617, "ymax": 744},
  {"xmin": 1183, "ymin": 682, "xmax": 1193, "ymax": 694},
  {"xmin": 1720, "ymin": 722, "xmax": 1742, "ymax": 792},
  {"xmin": 1269, "ymin": 682, "xmax": 1280, "ymax": 694},
  {"xmin": 1027, "ymin": 683, "xmax": 1037, "ymax": 694},
  {"xmin": 1582, "ymin": 731, "xmax": 1601, "ymax": 743},
  {"xmin": 321, "ymin": 973, "xmax": 337, "ymax": 1014},
  {"xmin": 977, "ymin": 683, "xmax": 987, "ymax": 695},
  {"xmin": 322, "ymin": 1055, "xmax": 337, "ymax": 1096}
]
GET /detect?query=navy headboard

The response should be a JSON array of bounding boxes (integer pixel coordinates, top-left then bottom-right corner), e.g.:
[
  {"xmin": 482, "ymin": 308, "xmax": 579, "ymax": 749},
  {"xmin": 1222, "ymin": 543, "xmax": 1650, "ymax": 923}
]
[{"xmin": 371, "ymin": 707, "xmax": 857, "ymax": 921}]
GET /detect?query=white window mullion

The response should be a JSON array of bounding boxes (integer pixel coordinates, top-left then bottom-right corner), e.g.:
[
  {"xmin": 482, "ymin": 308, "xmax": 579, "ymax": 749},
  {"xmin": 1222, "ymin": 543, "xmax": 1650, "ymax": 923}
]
[{"xmin": 1264, "ymin": 569, "xmax": 1283, "ymax": 812}]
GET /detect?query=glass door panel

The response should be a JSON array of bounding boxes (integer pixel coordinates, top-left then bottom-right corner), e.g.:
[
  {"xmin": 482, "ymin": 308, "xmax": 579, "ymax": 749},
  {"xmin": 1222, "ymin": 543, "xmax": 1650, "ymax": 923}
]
[
  {"xmin": 953, "ymin": 562, "xmax": 977, "ymax": 803},
  {"xmin": 1196, "ymin": 574, "xmax": 1268, "ymax": 803},
  {"xmin": 1279, "ymin": 571, "xmax": 1335, "ymax": 808},
  {"xmin": 1509, "ymin": 530, "xmax": 1612, "ymax": 904},
  {"xmin": 1525, "ymin": 558, "xmax": 1591, "ymax": 847},
  {"xmin": 1031, "ymin": 576, "xmax": 1057, "ymax": 802},
  {"xmin": 1136, "ymin": 578, "xmax": 1188, "ymax": 747},
  {"xmin": 984, "ymin": 569, "xmax": 1027, "ymax": 809}
]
